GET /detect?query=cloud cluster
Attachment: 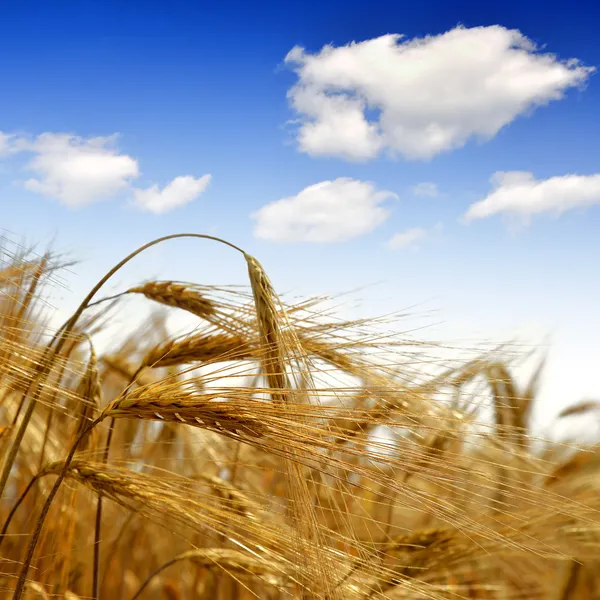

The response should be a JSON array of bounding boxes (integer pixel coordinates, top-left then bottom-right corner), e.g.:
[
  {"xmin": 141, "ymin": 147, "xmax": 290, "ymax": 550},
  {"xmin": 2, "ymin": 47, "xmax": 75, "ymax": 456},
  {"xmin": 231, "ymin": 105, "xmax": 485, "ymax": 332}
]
[
  {"xmin": 0, "ymin": 131, "xmax": 210, "ymax": 213},
  {"xmin": 0, "ymin": 132, "xmax": 19, "ymax": 156},
  {"xmin": 464, "ymin": 171, "xmax": 600, "ymax": 224},
  {"xmin": 22, "ymin": 134, "xmax": 139, "ymax": 207},
  {"xmin": 387, "ymin": 222, "xmax": 443, "ymax": 250},
  {"xmin": 387, "ymin": 227, "xmax": 427, "ymax": 250},
  {"xmin": 132, "ymin": 175, "xmax": 212, "ymax": 214},
  {"xmin": 252, "ymin": 177, "xmax": 397, "ymax": 242},
  {"xmin": 2, "ymin": 24, "xmax": 594, "ymax": 241},
  {"xmin": 285, "ymin": 25, "xmax": 593, "ymax": 161},
  {"xmin": 412, "ymin": 182, "xmax": 439, "ymax": 198}
]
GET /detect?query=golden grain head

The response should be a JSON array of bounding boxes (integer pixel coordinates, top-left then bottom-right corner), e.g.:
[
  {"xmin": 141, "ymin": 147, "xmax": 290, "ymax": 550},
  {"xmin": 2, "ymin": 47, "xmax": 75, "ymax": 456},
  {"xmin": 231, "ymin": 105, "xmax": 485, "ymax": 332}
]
[
  {"xmin": 142, "ymin": 332, "xmax": 254, "ymax": 369},
  {"xmin": 1, "ymin": 239, "xmax": 600, "ymax": 600},
  {"xmin": 128, "ymin": 281, "xmax": 216, "ymax": 319}
]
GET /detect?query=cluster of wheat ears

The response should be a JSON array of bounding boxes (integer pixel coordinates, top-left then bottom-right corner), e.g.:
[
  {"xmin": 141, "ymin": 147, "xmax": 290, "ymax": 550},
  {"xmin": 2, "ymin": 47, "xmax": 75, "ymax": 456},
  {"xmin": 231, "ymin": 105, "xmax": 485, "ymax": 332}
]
[{"xmin": 0, "ymin": 234, "xmax": 599, "ymax": 600}]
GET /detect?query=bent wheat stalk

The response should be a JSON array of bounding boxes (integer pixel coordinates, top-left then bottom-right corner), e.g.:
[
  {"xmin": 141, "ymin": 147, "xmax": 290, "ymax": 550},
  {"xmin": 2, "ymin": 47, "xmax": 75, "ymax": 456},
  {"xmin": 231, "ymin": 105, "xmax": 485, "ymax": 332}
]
[
  {"xmin": 127, "ymin": 281, "xmax": 217, "ymax": 320},
  {"xmin": 142, "ymin": 332, "xmax": 254, "ymax": 369},
  {"xmin": 245, "ymin": 254, "xmax": 342, "ymax": 600},
  {"xmin": 11, "ymin": 234, "xmax": 248, "ymax": 600},
  {"xmin": 130, "ymin": 548, "xmax": 286, "ymax": 600}
]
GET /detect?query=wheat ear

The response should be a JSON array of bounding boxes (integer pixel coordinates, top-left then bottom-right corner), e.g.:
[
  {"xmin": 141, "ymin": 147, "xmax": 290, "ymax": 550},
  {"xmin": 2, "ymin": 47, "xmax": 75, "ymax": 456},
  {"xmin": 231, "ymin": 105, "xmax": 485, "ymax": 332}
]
[
  {"xmin": 127, "ymin": 281, "xmax": 216, "ymax": 319},
  {"xmin": 11, "ymin": 233, "xmax": 247, "ymax": 600},
  {"xmin": 130, "ymin": 548, "xmax": 286, "ymax": 600},
  {"xmin": 142, "ymin": 332, "xmax": 254, "ymax": 368}
]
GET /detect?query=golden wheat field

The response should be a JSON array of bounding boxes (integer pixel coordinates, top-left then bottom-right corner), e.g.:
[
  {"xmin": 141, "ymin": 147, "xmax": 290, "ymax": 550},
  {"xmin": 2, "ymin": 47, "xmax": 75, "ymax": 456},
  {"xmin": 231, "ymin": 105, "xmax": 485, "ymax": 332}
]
[{"xmin": 0, "ymin": 235, "xmax": 598, "ymax": 600}]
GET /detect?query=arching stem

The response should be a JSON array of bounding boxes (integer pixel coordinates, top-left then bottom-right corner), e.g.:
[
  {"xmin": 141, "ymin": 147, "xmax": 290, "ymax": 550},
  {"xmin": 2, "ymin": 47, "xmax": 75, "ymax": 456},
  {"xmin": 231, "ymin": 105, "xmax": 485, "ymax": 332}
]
[
  {"xmin": 12, "ymin": 416, "xmax": 104, "ymax": 600},
  {"xmin": 9, "ymin": 233, "xmax": 247, "ymax": 600}
]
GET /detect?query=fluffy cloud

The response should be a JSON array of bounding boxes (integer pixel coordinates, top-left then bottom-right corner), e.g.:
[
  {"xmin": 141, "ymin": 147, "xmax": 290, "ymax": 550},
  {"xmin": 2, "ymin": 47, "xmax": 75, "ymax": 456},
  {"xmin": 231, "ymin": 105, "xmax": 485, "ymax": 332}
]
[
  {"xmin": 0, "ymin": 132, "xmax": 24, "ymax": 157},
  {"xmin": 387, "ymin": 227, "xmax": 427, "ymax": 249},
  {"xmin": 464, "ymin": 171, "xmax": 600, "ymax": 224},
  {"xmin": 285, "ymin": 26, "xmax": 594, "ymax": 161},
  {"xmin": 252, "ymin": 177, "xmax": 397, "ymax": 243},
  {"xmin": 132, "ymin": 175, "xmax": 212, "ymax": 214},
  {"xmin": 387, "ymin": 222, "xmax": 443, "ymax": 250},
  {"xmin": 0, "ymin": 130, "xmax": 210, "ymax": 213},
  {"xmin": 412, "ymin": 182, "xmax": 439, "ymax": 197},
  {"xmin": 22, "ymin": 133, "xmax": 139, "ymax": 207},
  {"xmin": 0, "ymin": 133, "xmax": 13, "ymax": 156}
]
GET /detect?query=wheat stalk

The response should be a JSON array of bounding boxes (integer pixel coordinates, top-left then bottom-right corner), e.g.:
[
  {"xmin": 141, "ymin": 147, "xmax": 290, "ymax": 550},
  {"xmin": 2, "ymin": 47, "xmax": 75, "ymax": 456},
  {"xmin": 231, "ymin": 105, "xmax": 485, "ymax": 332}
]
[
  {"xmin": 127, "ymin": 281, "xmax": 216, "ymax": 319},
  {"xmin": 142, "ymin": 332, "xmax": 254, "ymax": 369},
  {"xmin": 73, "ymin": 337, "xmax": 101, "ymax": 451},
  {"xmin": 104, "ymin": 385, "xmax": 267, "ymax": 439},
  {"xmin": 130, "ymin": 547, "xmax": 287, "ymax": 600},
  {"xmin": 245, "ymin": 253, "xmax": 346, "ymax": 600}
]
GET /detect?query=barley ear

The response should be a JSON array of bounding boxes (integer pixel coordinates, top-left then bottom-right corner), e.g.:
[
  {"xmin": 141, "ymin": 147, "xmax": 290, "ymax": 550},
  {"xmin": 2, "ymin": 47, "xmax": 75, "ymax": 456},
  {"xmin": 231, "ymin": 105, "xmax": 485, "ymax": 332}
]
[
  {"xmin": 74, "ymin": 337, "xmax": 102, "ymax": 451},
  {"xmin": 127, "ymin": 281, "xmax": 216, "ymax": 320},
  {"xmin": 244, "ymin": 252, "xmax": 341, "ymax": 600}
]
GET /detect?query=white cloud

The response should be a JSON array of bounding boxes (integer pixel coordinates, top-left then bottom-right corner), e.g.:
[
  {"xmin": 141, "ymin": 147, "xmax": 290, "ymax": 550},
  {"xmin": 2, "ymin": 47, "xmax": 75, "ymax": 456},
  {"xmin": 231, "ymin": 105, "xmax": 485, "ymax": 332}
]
[
  {"xmin": 0, "ymin": 133, "xmax": 13, "ymax": 156},
  {"xmin": 132, "ymin": 175, "xmax": 212, "ymax": 214},
  {"xmin": 464, "ymin": 171, "xmax": 600, "ymax": 224},
  {"xmin": 285, "ymin": 26, "xmax": 594, "ymax": 161},
  {"xmin": 0, "ymin": 132, "xmax": 24, "ymax": 157},
  {"xmin": 252, "ymin": 177, "xmax": 397, "ymax": 243},
  {"xmin": 387, "ymin": 222, "xmax": 443, "ymax": 250},
  {"xmin": 412, "ymin": 182, "xmax": 439, "ymax": 197},
  {"xmin": 0, "ymin": 130, "xmax": 211, "ymax": 213},
  {"xmin": 387, "ymin": 227, "xmax": 427, "ymax": 249},
  {"xmin": 21, "ymin": 133, "xmax": 139, "ymax": 207}
]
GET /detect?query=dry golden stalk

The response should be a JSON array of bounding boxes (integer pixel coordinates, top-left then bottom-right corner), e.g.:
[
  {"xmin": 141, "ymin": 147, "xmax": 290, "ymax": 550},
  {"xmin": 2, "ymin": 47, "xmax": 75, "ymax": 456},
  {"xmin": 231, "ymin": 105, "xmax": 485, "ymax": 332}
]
[
  {"xmin": 340, "ymin": 528, "xmax": 457, "ymax": 589},
  {"xmin": 557, "ymin": 561, "xmax": 583, "ymax": 600},
  {"xmin": 9, "ymin": 233, "xmax": 600, "ymax": 600},
  {"xmin": 100, "ymin": 355, "xmax": 155, "ymax": 388},
  {"xmin": 381, "ymin": 528, "xmax": 455, "ymax": 551},
  {"xmin": 447, "ymin": 358, "xmax": 490, "ymax": 410},
  {"xmin": 299, "ymin": 335, "xmax": 358, "ymax": 373},
  {"xmin": 245, "ymin": 256, "xmax": 289, "ymax": 400},
  {"xmin": 245, "ymin": 253, "xmax": 343, "ymax": 600},
  {"xmin": 131, "ymin": 547, "xmax": 287, "ymax": 600},
  {"xmin": 487, "ymin": 362, "xmax": 519, "ymax": 432},
  {"xmin": 143, "ymin": 332, "xmax": 255, "ymax": 369},
  {"xmin": 162, "ymin": 582, "xmax": 181, "ymax": 600},
  {"xmin": 127, "ymin": 281, "xmax": 216, "ymax": 319},
  {"xmin": 545, "ymin": 449, "xmax": 600, "ymax": 486},
  {"xmin": 8, "ymin": 234, "xmax": 250, "ymax": 600},
  {"xmin": 321, "ymin": 351, "xmax": 486, "ymax": 447},
  {"xmin": 559, "ymin": 400, "xmax": 600, "ymax": 419},
  {"xmin": 73, "ymin": 340, "xmax": 101, "ymax": 450},
  {"xmin": 519, "ymin": 354, "xmax": 546, "ymax": 420},
  {"xmin": 104, "ymin": 386, "xmax": 267, "ymax": 439},
  {"xmin": 178, "ymin": 547, "xmax": 285, "ymax": 580},
  {"xmin": 37, "ymin": 458, "xmax": 296, "ymax": 570},
  {"xmin": 195, "ymin": 473, "xmax": 263, "ymax": 517},
  {"xmin": 483, "ymin": 358, "xmax": 541, "ymax": 449},
  {"xmin": 0, "ymin": 261, "xmax": 40, "ymax": 287},
  {"xmin": 22, "ymin": 581, "xmax": 50, "ymax": 599},
  {"xmin": 0, "ymin": 256, "xmax": 48, "ymax": 378}
]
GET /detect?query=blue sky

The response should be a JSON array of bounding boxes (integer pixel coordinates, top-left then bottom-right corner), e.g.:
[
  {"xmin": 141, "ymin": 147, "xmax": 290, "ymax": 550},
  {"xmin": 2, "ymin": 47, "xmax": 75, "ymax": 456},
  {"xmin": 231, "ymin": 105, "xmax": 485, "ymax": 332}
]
[{"xmin": 2, "ymin": 0, "xmax": 600, "ymax": 438}]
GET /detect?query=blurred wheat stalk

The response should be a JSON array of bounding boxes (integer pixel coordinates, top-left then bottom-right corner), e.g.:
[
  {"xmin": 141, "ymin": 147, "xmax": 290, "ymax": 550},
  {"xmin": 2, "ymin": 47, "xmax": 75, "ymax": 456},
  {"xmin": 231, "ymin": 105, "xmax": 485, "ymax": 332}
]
[{"xmin": 0, "ymin": 236, "xmax": 598, "ymax": 600}]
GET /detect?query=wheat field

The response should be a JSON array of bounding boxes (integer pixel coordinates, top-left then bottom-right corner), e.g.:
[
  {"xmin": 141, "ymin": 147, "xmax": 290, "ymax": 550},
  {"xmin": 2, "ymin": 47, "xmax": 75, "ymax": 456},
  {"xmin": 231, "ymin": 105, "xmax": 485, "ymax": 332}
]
[{"xmin": 0, "ymin": 235, "xmax": 598, "ymax": 600}]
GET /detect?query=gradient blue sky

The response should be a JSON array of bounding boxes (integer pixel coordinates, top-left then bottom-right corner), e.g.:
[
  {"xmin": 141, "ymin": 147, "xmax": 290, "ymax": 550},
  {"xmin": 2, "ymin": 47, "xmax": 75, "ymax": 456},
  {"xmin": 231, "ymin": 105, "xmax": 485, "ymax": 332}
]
[{"xmin": 2, "ymin": 0, "xmax": 599, "ymax": 438}]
